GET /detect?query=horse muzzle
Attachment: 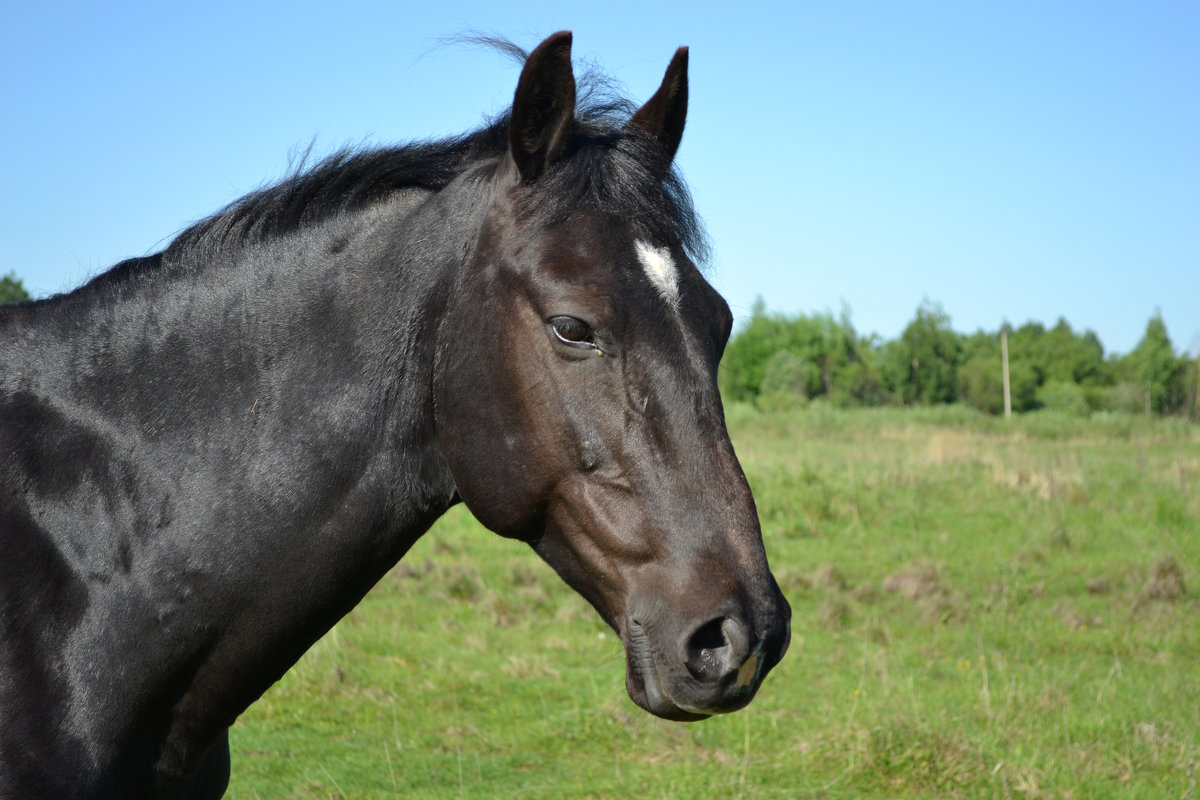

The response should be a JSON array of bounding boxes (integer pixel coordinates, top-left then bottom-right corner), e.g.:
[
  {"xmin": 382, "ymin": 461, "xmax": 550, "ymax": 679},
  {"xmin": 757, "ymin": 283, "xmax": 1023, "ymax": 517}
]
[{"xmin": 621, "ymin": 592, "xmax": 791, "ymax": 721}]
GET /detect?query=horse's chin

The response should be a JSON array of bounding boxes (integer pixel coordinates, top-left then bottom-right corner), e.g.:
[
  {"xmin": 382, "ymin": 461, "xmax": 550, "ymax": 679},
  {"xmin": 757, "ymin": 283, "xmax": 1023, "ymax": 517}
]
[{"xmin": 626, "ymin": 682, "xmax": 712, "ymax": 722}]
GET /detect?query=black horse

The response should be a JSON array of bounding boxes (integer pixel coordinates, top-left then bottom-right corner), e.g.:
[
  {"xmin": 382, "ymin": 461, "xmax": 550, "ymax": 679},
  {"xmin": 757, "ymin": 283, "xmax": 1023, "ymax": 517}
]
[{"xmin": 0, "ymin": 33, "xmax": 790, "ymax": 798}]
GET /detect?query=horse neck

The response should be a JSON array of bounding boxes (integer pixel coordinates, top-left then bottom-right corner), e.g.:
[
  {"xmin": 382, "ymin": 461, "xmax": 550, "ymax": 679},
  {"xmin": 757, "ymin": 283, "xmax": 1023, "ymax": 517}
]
[{"xmin": 6, "ymin": 185, "xmax": 481, "ymax": 584}]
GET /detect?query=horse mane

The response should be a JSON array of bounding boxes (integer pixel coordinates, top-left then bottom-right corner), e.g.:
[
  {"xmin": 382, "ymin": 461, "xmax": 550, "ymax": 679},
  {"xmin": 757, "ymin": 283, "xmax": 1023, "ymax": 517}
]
[
  {"xmin": 164, "ymin": 129, "xmax": 504, "ymax": 261},
  {"xmin": 68, "ymin": 41, "xmax": 709, "ymax": 304}
]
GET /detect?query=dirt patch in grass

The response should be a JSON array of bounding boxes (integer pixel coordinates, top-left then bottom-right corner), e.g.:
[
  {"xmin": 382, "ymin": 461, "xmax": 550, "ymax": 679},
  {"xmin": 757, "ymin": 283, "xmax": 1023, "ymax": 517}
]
[
  {"xmin": 817, "ymin": 598, "xmax": 851, "ymax": 630},
  {"xmin": 1141, "ymin": 556, "xmax": 1186, "ymax": 602},
  {"xmin": 813, "ymin": 562, "xmax": 848, "ymax": 591},
  {"xmin": 882, "ymin": 561, "xmax": 970, "ymax": 624},
  {"xmin": 883, "ymin": 561, "xmax": 945, "ymax": 601}
]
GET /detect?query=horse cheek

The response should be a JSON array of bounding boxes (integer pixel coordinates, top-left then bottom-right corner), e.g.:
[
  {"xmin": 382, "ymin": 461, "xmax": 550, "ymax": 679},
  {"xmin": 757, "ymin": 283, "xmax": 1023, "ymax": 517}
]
[{"xmin": 435, "ymin": 363, "xmax": 556, "ymax": 540}]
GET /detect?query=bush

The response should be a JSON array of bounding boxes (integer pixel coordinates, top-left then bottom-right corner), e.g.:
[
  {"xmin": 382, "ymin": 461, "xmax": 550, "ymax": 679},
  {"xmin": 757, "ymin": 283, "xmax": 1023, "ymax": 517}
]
[
  {"xmin": 1036, "ymin": 380, "xmax": 1090, "ymax": 416},
  {"xmin": 958, "ymin": 356, "xmax": 1004, "ymax": 414},
  {"xmin": 760, "ymin": 350, "xmax": 816, "ymax": 399},
  {"xmin": 1091, "ymin": 382, "xmax": 1148, "ymax": 414}
]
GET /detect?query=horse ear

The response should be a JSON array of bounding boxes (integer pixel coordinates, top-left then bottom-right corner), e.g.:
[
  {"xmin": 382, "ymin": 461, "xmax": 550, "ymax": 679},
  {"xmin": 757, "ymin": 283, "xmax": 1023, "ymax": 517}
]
[
  {"xmin": 508, "ymin": 31, "xmax": 576, "ymax": 183},
  {"xmin": 627, "ymin": 47, "xmax": 689, "ymax": 165}
]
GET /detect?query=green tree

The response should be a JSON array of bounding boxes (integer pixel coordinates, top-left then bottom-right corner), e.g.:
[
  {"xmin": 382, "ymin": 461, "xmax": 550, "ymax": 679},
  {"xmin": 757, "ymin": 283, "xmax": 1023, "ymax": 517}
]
[
  {"xmin": 1122, "ymin": 311, "xmax": 1186, "ymax": 414},
  {"xmin": 0, "ymin": 271, "xmax": 29, "ymax": 304},
  {"xmin": 889, "ymin": 300, "xmax": 961, "ymax": 405},
  {"xmin": 1037, "ymin": 318, "xmax": 1108, "ymax": 386},
  {"xmin": 957, "ymin": 329, "xmax": 1005, "ymax": 414},
  {"xmin": 719, "ymin": 298, "xmax": 795, "ymax": 403},
  {"xmin": 824, "ymin": 309, "xmax": 887, "ymax": 406},
  {"xmin": 957, "ymin": 354, "xmax": 1004, "ymax": 414},
  {"xmin": 759, "ymin": 350, "xmax": 815, "ymax": 398},
  {"xmin": 719, "ymin": 300, "xmax": 885, "ymax": 407}
]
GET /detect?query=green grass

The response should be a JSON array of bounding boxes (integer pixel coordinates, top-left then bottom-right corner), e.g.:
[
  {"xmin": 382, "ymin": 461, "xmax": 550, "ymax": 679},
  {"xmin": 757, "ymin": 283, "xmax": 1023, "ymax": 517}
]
[{"xmin": 228, "ymin": 406, "xmax": 1199, "ymax": 798}]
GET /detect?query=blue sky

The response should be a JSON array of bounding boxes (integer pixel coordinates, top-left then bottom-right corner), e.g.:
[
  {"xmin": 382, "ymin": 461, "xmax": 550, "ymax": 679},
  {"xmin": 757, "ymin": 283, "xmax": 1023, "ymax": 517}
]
[{"xmin": 3, "ymin": 1, "xmax": 1197, "ymax": 356}]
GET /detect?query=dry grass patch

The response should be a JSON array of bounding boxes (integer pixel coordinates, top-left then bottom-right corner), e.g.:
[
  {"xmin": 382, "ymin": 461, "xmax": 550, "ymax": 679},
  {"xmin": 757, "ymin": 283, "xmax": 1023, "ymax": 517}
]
[
  {"xmin": 812, "ymin": 561, "xmax": 848, "ymax": 591},
  {"xmin": 1142, "ymin": 556, "xmax": 1186, "ymax": 602},
  {"xmin": 992, "ymin": 460, "xmax": 1087, "ymax": 502},
  {"xmin": 882, "ymin": 561, "xmax": 971, "ymax": 624},
  {"xmin": 883, "ymin": 560, "xmax": 947, "ymax": 601}
]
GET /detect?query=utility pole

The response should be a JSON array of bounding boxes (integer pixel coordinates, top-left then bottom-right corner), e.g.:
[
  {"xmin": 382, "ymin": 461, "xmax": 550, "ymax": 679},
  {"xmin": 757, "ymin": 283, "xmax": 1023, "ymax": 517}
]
[{"xmin": 1001, "ymin": 330, "xmax": 1012, "ymax": 418}]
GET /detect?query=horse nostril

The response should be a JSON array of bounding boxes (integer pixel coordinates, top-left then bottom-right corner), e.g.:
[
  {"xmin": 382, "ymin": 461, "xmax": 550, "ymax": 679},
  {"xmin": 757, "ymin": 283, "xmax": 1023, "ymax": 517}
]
[
  {"xmin": 685, "ymin": 616, "xmax": 750, "ymax": 681},
  {"xmin": 691, "ymin": 617, "xmax": 727, "ymax": 649}
]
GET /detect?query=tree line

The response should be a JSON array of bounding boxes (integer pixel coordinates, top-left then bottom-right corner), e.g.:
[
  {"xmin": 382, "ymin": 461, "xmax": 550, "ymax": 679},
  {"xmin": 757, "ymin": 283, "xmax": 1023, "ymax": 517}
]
[{"xmin": 720, "ymin": 298, "xmax": 1199, "ymax": 418}]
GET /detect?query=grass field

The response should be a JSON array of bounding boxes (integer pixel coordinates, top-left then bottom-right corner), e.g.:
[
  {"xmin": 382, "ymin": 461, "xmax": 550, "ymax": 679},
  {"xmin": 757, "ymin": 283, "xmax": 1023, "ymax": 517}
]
[{"xmin": 228, "ymin": 406, "xmax": 1199, "ymax": 799}]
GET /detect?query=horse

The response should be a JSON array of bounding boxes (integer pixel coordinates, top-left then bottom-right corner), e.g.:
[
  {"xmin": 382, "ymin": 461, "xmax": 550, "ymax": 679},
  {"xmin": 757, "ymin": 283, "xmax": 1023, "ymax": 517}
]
[{"xmin": 0, "ymin": 32, "xmax": 791, "ymax": 799}]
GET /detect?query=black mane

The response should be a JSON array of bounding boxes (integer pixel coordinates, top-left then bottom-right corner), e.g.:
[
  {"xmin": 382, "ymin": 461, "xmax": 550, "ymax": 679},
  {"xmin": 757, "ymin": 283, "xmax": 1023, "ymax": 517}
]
[
  {"xmin": 156, "ymin": 57, "xmax": 708, "ymax": 273},
  {"xmin": 166, "ymin": 129, "xmax": 505, "ymax": 260}
]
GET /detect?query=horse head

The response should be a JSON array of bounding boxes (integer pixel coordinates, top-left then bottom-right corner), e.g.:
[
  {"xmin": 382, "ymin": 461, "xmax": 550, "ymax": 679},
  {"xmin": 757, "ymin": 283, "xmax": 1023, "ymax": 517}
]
[{"xmin": 433, "ymin": 32, "xmax": 790, "ymax": 720}]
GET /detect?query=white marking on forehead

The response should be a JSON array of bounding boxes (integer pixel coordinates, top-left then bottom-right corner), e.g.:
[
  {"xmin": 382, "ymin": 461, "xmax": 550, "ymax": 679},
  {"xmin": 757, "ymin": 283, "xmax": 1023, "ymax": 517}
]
[{"xmin": 635, "ymin": 240, "xmax": 680, "ymax": 308}]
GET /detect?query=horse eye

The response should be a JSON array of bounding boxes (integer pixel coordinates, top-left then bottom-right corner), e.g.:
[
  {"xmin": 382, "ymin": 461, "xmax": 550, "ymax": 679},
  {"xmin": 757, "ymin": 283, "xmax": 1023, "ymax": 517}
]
[{"xmin": 549, "ymin": 316, "xmax": 596, "ymax": 347}]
